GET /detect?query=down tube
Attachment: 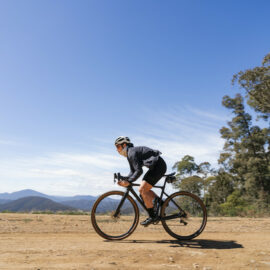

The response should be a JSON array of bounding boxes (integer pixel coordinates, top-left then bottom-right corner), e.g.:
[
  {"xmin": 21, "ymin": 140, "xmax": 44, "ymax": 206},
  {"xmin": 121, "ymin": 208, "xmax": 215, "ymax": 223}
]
[
  {"xmin": 129, "ymin": 189, "xmax": 148, "ymax": 212},
  {"xmin": 113, "ymin": 190, "xmax": 130, "ymax": 217}
]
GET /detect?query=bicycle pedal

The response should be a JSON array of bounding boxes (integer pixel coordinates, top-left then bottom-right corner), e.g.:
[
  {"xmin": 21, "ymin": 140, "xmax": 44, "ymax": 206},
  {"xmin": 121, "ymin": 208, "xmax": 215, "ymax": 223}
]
[{"xmin": 180, "ymin": 219, "xmax": 188, "ymax": 226}]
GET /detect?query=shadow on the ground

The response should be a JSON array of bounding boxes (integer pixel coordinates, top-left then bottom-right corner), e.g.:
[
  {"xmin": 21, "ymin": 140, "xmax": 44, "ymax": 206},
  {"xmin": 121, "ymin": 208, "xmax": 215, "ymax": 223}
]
[{"xmin": 106, "ymin": 239, "xmax": 243, "ymax": 250}]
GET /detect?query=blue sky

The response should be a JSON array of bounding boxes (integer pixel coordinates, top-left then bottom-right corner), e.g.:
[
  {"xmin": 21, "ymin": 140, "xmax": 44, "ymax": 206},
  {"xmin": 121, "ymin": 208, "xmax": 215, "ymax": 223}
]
[{"xmin": 0, "ymin": 0, "xmax": 269, "ymax": 195}]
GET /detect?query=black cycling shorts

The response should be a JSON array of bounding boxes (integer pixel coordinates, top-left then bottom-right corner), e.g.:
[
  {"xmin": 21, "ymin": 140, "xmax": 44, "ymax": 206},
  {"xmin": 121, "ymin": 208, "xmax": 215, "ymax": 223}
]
[{"xmin": 143, "ymin": 156, "xmax": 167, "ymax": 186}]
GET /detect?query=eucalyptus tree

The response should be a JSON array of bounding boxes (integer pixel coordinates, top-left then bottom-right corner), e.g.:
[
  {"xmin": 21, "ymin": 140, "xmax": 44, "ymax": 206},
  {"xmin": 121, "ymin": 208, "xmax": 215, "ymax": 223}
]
[
  {"xmin": 172, "ymin": 155, "xmax": 214, "ymax": 199},
  {"xmin": 219, "ymin": 94, "xmax": 270, "ymax": 205},
  {"xmin": 232, "ymin": 52, "xmax": 270, "ymax": 120}
]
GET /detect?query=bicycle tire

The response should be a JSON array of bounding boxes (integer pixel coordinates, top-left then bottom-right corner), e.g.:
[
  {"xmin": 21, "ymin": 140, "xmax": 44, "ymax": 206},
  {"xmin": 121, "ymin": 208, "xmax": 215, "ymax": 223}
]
[
  {"xmin": 161, "ymin": 191, "xmax": 207, "ymax": 240},
  {"xmin": 91, "ymin": 190, "xmax": 139, "ymax": 240}
]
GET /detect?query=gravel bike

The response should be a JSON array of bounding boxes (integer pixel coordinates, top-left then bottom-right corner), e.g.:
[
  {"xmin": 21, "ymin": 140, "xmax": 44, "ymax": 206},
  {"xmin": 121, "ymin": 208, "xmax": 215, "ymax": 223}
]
[{"xmin": 91, "ymin": 172, "xmax": 207, "ymax": 240}]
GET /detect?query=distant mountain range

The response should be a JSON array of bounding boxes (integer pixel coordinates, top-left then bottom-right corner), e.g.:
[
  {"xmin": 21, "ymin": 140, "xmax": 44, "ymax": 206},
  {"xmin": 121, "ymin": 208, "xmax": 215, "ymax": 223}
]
[
  {"xmin": 0, "ymin": 199, "xmax": 12, "ymax": 204},
  {"xmin": 0, "ymin": 189, "xmax": 97, "ymax": 202},
  {"xmin": 0, "ymin": 196, "xmax": 76, "ymax": 212},
  {"xmin": 0, "ymin": 189, "xmax": 139, "ymax": 213},
  {"xmin": 0, "ymin": 189, "xmax": 99, "ymax": 212},
  {"xmin": 60, "ymin": 199, "xmax": 96, "ymax": 211}
]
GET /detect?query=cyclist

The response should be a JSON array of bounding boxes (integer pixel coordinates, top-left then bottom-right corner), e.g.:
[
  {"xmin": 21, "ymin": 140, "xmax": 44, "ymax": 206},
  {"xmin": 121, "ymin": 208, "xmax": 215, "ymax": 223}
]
[{"xmin": 115, "ymin": 136, "xmax": 167, "ymax": 226}]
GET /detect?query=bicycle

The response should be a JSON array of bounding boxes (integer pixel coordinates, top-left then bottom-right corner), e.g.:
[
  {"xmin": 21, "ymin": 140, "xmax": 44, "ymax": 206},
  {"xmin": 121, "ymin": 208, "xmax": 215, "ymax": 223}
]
[{"xmin": 91, "ymin": 172, "xmax": 207, "ymax": 240}]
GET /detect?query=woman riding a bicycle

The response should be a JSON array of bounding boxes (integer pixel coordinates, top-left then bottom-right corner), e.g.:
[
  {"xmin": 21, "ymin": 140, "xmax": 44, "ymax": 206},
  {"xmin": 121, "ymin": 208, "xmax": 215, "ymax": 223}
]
[{"xmin": 115, "ymin": 136, "xmax": 167, "ymax": 226}]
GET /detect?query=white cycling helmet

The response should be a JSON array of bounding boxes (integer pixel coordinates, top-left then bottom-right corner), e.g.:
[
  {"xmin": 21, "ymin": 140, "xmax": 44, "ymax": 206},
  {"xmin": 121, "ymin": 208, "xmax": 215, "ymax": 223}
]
[{"xmin": 115, "ymin": 136, "xmax": 131, "ymax": 146}]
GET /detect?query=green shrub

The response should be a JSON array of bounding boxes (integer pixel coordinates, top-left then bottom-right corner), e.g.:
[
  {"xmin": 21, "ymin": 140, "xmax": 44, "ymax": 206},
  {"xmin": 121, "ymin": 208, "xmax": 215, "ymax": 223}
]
[{"xmin": 220, "ymin": 190, "xmax": 248, "ymax": 216}]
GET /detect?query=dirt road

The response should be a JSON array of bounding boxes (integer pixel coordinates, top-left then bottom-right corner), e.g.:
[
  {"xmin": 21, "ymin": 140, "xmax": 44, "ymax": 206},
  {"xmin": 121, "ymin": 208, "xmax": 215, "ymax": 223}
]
[{"xmin": 0, "ymin": 213, "xmax": 269, "ymax": 270}]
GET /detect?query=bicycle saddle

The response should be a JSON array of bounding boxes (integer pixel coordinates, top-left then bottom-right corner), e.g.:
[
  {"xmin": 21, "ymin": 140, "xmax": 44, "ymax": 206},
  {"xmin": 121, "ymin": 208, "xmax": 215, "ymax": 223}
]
[
  {"xmin": 164, "ymin": 172, "xmax": 177, "ymax": 183},
  {"xmin": 164, "ymin": 172, "xmax": 176, "ymax": 177}
]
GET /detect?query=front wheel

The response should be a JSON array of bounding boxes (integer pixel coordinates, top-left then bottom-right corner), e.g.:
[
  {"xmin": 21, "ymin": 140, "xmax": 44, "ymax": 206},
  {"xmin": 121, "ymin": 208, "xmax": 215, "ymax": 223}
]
[
  {"xmin": 161, "ymin": 191, "xmax": 207, "ymax": 240},
  {"xmin": 91, "ymin": 191, "xmax": 139, "ymax": 240}
]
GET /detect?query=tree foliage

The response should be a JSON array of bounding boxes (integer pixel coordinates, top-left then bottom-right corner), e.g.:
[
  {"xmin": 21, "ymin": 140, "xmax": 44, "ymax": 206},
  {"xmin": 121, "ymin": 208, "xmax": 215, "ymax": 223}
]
[
  {"xmin": 219, "ymin": 190, "xmax": 248, "ymax": 216},
  {"xmin": 173, "ymin": 52, "xmax": 270, "ymax": 216},
  {"xmin": 173, "ymin": 155, "xmax": 198, "ymax": 177},
  {"xmin": 232, "ymin": 52, "xmax": 270, "ymax": 119},
  {"xmin": 219, "ymin": 94, "xmax": 270, "ymax": 200},
  {"xmin": 173, "ymin": 155, "xmax": 214, "ymax": 199}
]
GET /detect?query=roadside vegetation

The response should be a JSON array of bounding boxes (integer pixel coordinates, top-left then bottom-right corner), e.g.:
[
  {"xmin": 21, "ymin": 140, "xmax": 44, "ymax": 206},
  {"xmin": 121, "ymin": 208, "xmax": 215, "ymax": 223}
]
[{"xmin": 173, "ymin": 52, "xmax": 270, "ymax": 217}]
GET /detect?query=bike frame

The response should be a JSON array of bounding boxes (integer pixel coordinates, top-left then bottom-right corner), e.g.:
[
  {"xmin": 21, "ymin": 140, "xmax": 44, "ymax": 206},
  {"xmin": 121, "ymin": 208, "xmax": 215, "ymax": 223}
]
[{"xmin": 114, "ymin": 179, "xmax": 186, "ymax": 221}]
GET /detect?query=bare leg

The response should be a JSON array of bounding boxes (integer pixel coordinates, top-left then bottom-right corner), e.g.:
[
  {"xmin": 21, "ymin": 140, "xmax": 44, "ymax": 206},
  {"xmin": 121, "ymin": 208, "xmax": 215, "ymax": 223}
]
[{"xmin": 139, "ymin": 181, "xmax": 157, "ymax": 208}]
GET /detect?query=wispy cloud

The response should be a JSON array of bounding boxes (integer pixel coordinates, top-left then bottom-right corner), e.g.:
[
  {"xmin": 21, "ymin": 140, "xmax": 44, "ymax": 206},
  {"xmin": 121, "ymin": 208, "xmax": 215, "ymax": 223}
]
[
  {"xmin": 0, "ymin": 106, "xmax": 227, "ymax": 195},
  {"xmin": 133, "ymin": 106, "xmax": 227, "ymax": 165},
  {"xmin": 0, "ymin": 151, "xmax": 127, "ymax": 195},
  {"xmin": 185, "ymin": 106, "xmax": 228, "ymax": 122}
]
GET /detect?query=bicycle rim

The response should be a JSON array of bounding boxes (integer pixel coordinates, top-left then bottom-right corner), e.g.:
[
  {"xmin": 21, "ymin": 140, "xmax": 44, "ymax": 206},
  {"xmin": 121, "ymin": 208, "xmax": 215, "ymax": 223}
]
[
  {"xmin": 161, "ymin": 191, "xmax": 207, "ymax": 240},
  {"xmin": 91, "ymin": 191, "xmax": 139, "ymax": 240}
]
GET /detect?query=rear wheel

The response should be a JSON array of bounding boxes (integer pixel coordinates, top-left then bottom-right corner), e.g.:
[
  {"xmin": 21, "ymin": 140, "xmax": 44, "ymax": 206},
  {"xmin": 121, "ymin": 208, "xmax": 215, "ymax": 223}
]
[
  {"xmin": 161, "ymin": 191, "xmax": 207, "ymax": 240},
  {"xmin": 91, "ymin": 191, "xmax": 139, "ymax": 240}
]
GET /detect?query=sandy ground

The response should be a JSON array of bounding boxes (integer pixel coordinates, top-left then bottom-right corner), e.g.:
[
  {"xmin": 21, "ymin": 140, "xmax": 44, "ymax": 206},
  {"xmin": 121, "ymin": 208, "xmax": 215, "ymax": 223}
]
[{"xmin": 0, "ymin": 213, "xmax": 270, "ymax": 270}]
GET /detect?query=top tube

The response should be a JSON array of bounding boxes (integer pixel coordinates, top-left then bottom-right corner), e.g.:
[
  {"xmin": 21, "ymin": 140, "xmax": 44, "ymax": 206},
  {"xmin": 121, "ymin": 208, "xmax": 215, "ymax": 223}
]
[
  {"xmin": 129, "ymin": 172, "xmax": 175, "ymax": 185},
  {"xmin": 115, "ymin": 172, "xmax": 176, "ymax": 188}
]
